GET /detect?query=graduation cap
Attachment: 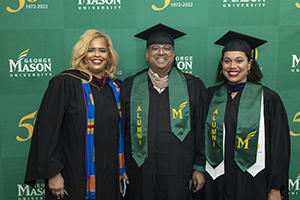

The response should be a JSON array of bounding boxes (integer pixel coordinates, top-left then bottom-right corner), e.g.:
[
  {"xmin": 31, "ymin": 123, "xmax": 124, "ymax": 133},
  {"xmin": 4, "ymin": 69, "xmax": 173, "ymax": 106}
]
[
  {"xmin": 134, "ymin": 23, "xmax": 186, "ymax": 48},
  {"xmin": 215, "ymin": 31, "xmax": 267, "ymax": 58}
]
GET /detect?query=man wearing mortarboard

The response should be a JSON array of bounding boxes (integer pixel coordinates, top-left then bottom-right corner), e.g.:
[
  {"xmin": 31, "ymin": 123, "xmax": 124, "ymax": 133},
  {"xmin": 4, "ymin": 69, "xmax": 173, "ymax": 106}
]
[
  {"xmin": 120, "ymin": 23, "xmax": 208, "ymax": 200},
  {"xmin": 204, "ymin": 31, "xmax": 290, "ymax": 200}
]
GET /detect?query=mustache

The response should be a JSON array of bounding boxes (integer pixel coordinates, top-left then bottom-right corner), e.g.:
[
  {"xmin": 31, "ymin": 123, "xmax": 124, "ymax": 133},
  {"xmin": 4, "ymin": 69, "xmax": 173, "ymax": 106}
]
[{"xmin": 154, "ymin": 54, "xmax": 168, "ymax": 59}]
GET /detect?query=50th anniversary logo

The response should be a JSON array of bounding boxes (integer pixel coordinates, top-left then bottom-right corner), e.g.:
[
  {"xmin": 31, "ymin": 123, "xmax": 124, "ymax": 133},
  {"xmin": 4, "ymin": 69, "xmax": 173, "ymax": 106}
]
[
  {"xmin": 290, "ymin": 112, "xmax": 300, "ymax": 136},
  {"xmin": 152, "ymin": 0, "xmax": 194, "ymax": 11},
  {"xmin": 6, "ymin": 0, "xmax": 48, "ymax": 13}
]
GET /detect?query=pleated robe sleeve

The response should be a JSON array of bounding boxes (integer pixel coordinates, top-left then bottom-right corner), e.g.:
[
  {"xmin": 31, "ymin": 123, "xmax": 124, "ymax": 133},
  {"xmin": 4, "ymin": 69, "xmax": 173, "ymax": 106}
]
[
  {"xmin": 264, "ymin": 88, "xmax": 290, "ymax": 198},
  {"xmin": 119, "ymin": 76, "xmax": 134, "ymax": 171},
  {"xmin": 24, "ymin": 76, "xmax": 71, "ymax": 186},
  {"xmin": 187, "ymin": 75, "xmax": 208, "ymax": 172}
]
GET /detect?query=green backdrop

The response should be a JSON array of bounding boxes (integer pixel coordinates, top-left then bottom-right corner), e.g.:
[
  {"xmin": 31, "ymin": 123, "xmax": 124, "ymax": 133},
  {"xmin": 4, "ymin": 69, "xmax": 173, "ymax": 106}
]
[{"xmin": 1, "ymin": 0, "xmax": 300, "ymax": 199}]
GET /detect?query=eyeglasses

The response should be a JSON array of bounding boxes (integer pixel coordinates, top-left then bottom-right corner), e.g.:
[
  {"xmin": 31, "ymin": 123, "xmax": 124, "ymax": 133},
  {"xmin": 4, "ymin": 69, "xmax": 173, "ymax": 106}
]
[{"xmin": 148, "ymin": 45, "xmax": 174, "ymax": 53}]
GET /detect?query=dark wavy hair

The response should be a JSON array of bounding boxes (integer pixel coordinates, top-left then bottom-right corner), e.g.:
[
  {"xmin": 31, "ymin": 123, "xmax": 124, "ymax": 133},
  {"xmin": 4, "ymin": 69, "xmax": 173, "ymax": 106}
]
[{"xmin": 215, "ymin": 51, "xmax": 263, "ymax": 82}]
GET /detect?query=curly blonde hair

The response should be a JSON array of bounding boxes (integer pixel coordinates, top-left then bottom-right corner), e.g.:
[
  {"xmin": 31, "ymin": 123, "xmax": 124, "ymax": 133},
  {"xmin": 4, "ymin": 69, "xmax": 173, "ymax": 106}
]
[{"xmin": 72, "ymin": 29, "xmax": 118, "ymax": 80}]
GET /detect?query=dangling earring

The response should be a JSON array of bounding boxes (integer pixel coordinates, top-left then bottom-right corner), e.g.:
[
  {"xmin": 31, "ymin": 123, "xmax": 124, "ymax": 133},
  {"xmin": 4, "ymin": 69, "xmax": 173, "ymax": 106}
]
[{"xmin": 247, "ymin": 69, "xmax": 250, "ymax": 75}]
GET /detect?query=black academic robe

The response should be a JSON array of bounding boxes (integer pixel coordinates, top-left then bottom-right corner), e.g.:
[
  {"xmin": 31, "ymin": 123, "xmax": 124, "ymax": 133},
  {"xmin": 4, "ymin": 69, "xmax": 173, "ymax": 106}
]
[
  {"xmin": 24, "ymin": 70, "xmax": 120, "ymax": 200},
  {"xmin": 204, "ymin": 82, "xmax": 290, "ymax": 200},
  {"xmin": 120, "ymin": 68, "xmax": 207, "ymax": 200}
]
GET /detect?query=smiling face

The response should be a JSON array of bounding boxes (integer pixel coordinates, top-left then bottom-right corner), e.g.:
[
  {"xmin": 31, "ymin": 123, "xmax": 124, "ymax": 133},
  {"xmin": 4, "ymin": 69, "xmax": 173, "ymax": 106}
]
[
  {"xmin": 84, "ymin": 37, "xmax": 109, "ymax": 77},
  {"xmin": 221, "ymin": 51, "xmax": 252, "ymax": 84},
  {"xmin": 146, "ymin": 44, "xmax": 175, "ymax": 75}
]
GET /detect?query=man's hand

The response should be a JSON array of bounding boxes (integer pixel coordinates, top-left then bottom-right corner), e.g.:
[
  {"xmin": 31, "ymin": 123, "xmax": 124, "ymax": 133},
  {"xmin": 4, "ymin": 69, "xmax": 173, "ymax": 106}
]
[
  {"xmin": 192, "ymin": 170, "xmax": 205, "ymax": 193},
  {"xmin": 48, "ymin": 172, "xmax": 67, "ymax": 199},
  {"xmin": 268, "ymin": 189, "xmax": 282, "ymax": 200}
]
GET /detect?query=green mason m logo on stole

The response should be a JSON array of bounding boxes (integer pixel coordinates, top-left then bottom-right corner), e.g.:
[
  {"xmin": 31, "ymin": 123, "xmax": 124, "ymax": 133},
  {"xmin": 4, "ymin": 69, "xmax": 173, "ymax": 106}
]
[
  {"xmin": 172, "ymin": 101, "xmax": 188, "ymax": 119},
  {"xmin": 237, "ymin": 130, "xmax": 257, "ymax": 149}
]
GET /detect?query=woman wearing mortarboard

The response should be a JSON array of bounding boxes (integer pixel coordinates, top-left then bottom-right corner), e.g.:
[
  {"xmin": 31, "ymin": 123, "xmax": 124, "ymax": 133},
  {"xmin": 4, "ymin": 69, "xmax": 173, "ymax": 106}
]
[
  {"xmin": 204, "ymin": 31, "xmax": 290, "ymax": 200},
  {"xmin": 24, "ymin": 30, "xmax": 127, "ymax": 200}
]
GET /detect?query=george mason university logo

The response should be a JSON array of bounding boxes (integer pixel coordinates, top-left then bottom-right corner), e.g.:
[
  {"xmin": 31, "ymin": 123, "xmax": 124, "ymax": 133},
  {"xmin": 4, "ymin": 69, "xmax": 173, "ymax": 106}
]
[
  {"xmin": 8, "ymin": 49, "xmax": 52, "ymax": 78},
  {"xmin": 17, "ymin": 182, "xmax": 45, "ymax": 200},
  {"xmin": 291, "ymin": 55, "xmax": 300, "ymax": 73},
  {"xmin": 289, "ymin": 173, "xmax": 300, "ymax": 196},
  {"xmin": 222, "ymin": 0, "xmax": 266, "ymax": 8},
  {"xmin": 176, "ymin": 56, "xmax": 193, "ymax": 74},
  {"xmin": 78, "ymin": 0, "xmax": 121, "ymax": 10}
]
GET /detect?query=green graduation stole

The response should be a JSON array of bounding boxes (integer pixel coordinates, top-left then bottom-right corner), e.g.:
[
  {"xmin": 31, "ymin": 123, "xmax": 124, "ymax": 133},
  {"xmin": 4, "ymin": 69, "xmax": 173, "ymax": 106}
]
[
  {"xmin": 205, "ymin": 82, "xmax": 262, "ymax": 172},
  {"xmin": 130, "ymin": 67, "xmax": 191, "ymax": 167}
]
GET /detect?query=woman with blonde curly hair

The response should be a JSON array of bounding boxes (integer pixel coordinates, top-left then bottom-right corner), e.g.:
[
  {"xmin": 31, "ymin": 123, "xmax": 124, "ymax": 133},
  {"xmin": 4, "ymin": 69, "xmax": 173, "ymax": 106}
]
[
  {"xmin": 72, "ymin": 30, "xmax": 118, "ymax": 80},
  {"xmin": 24, "ymin": 29, "xmax": 127, "ymax": 200}
]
